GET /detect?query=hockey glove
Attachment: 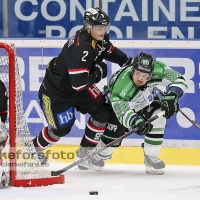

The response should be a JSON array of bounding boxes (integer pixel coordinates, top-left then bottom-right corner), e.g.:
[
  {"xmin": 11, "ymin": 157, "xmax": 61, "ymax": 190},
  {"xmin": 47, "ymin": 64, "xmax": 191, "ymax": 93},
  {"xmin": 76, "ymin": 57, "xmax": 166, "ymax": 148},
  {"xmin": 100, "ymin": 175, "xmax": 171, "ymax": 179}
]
[
  {"xmin": 92, "ymin": 62, "xmax": 107, "ymax": 83},
  {"xmin": 131, "ymin": 114, "xmax": 153, "ymax": 135},
  {"xmin": 161, "ymin": 91, "xmax": 179, "ymax": 119},
  {"xmin": 124, "ymin": 57, "xmax": 133, "ymax": 67}
]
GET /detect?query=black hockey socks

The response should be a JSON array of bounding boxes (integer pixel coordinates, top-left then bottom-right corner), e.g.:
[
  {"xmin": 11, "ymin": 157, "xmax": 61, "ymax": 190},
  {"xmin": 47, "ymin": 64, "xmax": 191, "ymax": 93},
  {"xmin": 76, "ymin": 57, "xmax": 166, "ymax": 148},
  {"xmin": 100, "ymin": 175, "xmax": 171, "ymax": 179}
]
[
  {"xmin": 32, "ymin": 127, "xmax": 59, "ymax": 151},
  {"xmin": 80, "ymin": 117, "xmax": 106, "ymax": 147}
]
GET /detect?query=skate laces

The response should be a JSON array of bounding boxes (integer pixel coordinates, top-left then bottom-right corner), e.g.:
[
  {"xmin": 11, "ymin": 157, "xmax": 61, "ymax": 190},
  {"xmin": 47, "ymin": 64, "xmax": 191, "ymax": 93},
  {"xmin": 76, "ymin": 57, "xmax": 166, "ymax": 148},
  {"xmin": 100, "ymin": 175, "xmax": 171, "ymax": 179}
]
[
  {"xmin": 91, "ymin": 154, "xmax": 101, "ymax": 162},
  {"xmin": 86, "ymin": 149, "xmax": 101, "ymax": 163},
  {"xmin": 148, "ymin": 155, "xmax": 162, "ymax": 164},
  {"xmin": 78, "ymin": 147, "xmax": 102, "ymax": 163}
]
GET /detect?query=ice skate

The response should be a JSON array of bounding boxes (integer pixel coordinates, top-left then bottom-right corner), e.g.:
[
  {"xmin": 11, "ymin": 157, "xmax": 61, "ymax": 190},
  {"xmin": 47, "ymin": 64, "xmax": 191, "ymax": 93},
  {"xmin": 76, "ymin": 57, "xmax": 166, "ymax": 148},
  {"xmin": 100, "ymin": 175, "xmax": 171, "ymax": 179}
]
[
  {"xmin": 144, "ymin": 154, "xmax": 165, "ymax": 175},
  {"xmin": 32, "ymin": 147, "xmax": 47, "ymax": 166},
  {"xmin": 142, "ymin": 143, "xmax": 165, "ymax": 175},
  {"xmin": 0, "ymin": 158, "xmax": 10, "ymax": 188},
  {"xmin": 74, "ymin": 146, "xmax": 105, "ymax": 171}
]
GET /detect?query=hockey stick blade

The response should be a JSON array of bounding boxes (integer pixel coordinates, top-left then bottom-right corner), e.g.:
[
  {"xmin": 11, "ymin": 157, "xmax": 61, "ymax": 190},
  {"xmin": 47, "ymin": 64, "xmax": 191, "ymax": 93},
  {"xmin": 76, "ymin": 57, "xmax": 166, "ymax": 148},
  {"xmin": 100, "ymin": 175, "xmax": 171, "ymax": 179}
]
[
  {"xmin": 155, "ymin": 87, "xmax": 200, "ymax": 130},
  {"xmin": 51, "ymin": 111, "xmax": 165, "ymax": 176}
]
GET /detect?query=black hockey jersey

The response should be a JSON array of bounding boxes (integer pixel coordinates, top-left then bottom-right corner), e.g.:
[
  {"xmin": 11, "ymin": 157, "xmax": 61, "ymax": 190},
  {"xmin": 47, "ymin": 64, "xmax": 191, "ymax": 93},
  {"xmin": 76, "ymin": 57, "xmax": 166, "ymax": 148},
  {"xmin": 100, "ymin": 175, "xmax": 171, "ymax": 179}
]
[
  {"xmin": 0, "ymin": 80, "xmax": 7, "ymax": 123},
  {"xmin": 43, "ymin": 29, "xmax": 128, "ymax": 98}
]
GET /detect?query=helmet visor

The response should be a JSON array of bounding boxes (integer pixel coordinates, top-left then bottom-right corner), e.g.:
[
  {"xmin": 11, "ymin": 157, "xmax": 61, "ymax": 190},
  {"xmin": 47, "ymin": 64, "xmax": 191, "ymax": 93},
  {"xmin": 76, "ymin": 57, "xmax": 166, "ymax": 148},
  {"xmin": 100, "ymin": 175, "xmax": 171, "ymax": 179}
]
[{"xmin": 95, "ymin": 23, "xmax": 110, "ymax": 34}]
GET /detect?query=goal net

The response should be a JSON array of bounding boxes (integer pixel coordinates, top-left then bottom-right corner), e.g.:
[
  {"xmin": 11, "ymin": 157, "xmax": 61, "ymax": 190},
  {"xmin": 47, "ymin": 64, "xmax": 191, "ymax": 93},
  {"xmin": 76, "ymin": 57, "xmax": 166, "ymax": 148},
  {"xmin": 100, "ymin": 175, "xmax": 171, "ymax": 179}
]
[{"xmin": 0, "ymin": 42, "xmax": 64, "ymax": 187}]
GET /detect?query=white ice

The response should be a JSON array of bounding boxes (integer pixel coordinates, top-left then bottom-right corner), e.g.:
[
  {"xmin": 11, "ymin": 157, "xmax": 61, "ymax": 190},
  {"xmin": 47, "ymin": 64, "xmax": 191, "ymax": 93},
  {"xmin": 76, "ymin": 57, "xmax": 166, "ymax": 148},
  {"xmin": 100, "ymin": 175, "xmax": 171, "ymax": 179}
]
[{"xmin": 0, "ymin": 163, "xmax": 200, "ymax": 200}]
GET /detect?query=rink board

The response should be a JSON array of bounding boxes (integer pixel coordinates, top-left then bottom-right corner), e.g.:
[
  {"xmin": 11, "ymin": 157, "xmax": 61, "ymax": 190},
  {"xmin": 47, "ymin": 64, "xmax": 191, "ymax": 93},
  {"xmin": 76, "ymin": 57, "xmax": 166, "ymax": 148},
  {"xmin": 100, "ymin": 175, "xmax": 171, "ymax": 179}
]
[
  {"xmin": 44, "ymin": 145, "xmax": 200, "ymax": 165},
  {"xmin": 0, "ymin": 39, "xmax": 200, "ymax": 165}
]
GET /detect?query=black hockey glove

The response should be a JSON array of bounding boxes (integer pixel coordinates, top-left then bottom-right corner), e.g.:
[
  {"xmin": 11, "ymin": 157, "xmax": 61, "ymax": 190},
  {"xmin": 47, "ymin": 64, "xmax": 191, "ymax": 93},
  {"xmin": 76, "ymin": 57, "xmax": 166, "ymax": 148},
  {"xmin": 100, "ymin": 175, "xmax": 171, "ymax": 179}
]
[
  {"xmin": 131, "ymin": 114, "xmax": 153, "ymax": 135},
  {"xmin": 92, "ymin": 62, "xmax": 107, "ymax": 83},
  {"xmin": 124, "ymin": 57, "xmax": 133, "ymax": 67},
  {"xmin": 161, "ymin": 91, "xmax": 179, "ymax": 119}
]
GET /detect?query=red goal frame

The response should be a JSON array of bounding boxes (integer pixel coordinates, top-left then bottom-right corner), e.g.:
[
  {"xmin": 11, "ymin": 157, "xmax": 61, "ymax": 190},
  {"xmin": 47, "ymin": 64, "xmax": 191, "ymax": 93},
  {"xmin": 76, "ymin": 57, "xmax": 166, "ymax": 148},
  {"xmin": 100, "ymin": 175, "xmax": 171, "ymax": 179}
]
[{"xmin": 0, "ymin": 42, "xmax": 64, "ymax": 187}]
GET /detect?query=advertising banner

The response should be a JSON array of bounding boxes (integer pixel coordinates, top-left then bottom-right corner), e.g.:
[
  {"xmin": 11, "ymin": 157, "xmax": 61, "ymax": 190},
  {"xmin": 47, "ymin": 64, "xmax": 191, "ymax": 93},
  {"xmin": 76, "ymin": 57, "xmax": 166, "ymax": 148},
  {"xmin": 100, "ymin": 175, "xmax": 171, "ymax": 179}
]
[
  {"xmin": 9, "ymin": 40, "xmax": 199, "ymax": 145},
  {"xmin": 1, "ymin": 0, "xmax": 200, "ymax": 38}
]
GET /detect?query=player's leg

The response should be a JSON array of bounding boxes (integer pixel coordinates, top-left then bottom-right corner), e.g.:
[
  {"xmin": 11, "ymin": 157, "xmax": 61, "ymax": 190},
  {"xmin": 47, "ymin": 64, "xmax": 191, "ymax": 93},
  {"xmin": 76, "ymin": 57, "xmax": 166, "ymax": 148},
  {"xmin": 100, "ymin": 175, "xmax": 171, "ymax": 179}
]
[
  {"xmin": 74, "ymin": 85, "xmax": 112, "ymax": 170},
  {"xmin": 75, "ymin": 105, "xmax": 111, "ymax": 171},
  {"xmin": 140, "ymin": 103, "xmax": 166, "ymax": 175},
  {"xmin": 80, "ymin": 103, "xmax": 111, "ymax": 148},
  {"xmin": 75, "ymin": 109, "xmax": 126, "ymax": 171},
  {"xmin": 32, "ymin": 92, "xmax": 76, "ymax": 165},
  {"xmin": 91, "ymin": 111, "xmax": 127, "ymax": 168}
]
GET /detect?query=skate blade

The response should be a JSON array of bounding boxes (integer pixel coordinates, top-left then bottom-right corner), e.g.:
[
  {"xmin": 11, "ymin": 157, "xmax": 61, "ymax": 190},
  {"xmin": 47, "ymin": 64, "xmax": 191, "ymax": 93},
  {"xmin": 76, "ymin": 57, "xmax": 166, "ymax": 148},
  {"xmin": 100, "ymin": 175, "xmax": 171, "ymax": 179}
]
[
  {"xmin": 77, "ymin": 165, "xmax": 89, "ymax": 170},
  {"xmin": 145, "ymin": 165, "xmax": 164, "ymax": 175},
  {"xmin": 77, "ymin": 162, "xmax": 103, "ymax": 172}
]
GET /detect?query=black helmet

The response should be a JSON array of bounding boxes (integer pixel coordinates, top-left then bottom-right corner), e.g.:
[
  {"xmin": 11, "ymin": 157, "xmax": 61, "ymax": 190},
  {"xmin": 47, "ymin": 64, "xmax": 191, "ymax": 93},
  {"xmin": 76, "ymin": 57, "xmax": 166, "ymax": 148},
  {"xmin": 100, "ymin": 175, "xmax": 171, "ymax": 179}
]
[
  {"xmin": 84, "ymin": 7, "xmax": 109, "ymax": 29},
  {"xmin": 132, "ymin": 52, "xmax": 154, "ymax": 75}
]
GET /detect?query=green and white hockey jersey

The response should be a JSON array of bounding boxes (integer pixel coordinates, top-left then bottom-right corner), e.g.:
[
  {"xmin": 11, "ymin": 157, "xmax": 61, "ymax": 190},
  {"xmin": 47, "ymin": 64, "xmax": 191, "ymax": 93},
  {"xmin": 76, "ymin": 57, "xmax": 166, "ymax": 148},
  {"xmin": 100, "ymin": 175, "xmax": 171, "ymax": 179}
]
[{"xmin": 105, "ymin": 61, "xmax": 188, "ymax": 128}]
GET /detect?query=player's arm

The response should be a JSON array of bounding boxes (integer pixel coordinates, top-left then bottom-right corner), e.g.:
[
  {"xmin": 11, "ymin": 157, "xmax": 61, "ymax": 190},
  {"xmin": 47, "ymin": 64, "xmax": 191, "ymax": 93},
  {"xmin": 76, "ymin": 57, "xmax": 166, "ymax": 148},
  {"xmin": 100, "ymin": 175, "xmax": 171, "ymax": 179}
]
[
  {"xmin": 158, "ymin": 62, "xmax": 188, "ymax": 119},
  {"xmin": 158, "ymin": 63, "xmax": 188, "ymax": 94},
  {"xmin": 107, "ymin": 74, "xmax": 152, "ymax": 135},
  {"xmin": 102, "ymin": 34, "xmax": 133, "ymax": 67},
  {"xmin": 109, "ymin": 99, "xmax": 152, "ymax": 135}
]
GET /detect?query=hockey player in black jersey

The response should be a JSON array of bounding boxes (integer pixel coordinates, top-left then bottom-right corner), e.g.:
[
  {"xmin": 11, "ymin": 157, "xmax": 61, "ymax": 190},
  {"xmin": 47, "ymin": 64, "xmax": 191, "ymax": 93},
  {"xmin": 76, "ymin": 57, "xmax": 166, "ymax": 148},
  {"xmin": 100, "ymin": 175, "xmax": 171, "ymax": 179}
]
[
  {"xmin": 0, "ymin": 80, "xmax": 8, "ymax": 152},
  {"xmin": 32, "ymin": 7, "xmax": 133, "ymax": 170}
]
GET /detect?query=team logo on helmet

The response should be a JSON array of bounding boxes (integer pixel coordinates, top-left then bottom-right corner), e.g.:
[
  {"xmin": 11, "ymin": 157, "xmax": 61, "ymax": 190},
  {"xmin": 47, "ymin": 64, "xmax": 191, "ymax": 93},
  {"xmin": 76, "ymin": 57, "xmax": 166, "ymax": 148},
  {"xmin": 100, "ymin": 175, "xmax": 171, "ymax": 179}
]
[{"xmin": 142, "ymin": 59, "xmax": 150, "ymax": 65}]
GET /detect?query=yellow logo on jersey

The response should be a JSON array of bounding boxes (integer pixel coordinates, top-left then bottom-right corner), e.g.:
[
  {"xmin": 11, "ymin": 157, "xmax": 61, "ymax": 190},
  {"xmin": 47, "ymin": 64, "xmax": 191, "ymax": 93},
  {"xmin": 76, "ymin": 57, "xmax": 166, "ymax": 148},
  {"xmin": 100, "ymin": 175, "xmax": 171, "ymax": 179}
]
[
  {"xmin": 42, "ymin": 94, "xmax": 57, "ymax": 129},
  {"xmin": 91, "ymin": 40, "xmax": 96, "ymax": 49}
]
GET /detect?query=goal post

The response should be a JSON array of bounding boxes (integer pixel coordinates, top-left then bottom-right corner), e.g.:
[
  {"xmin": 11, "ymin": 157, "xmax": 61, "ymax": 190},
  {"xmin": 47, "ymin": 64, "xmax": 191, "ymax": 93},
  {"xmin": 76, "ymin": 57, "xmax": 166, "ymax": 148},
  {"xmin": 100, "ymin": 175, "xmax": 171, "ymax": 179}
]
[{"xmin": 0, "ymin": 42, "xmax": 64, "ymax": 187}]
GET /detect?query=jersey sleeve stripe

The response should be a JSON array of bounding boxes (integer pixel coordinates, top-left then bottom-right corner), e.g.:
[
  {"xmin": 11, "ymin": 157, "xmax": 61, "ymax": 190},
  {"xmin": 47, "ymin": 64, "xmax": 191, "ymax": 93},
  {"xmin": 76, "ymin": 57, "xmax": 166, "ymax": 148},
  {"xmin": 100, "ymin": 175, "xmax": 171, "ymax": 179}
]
[
  {"xmin": 122, "ymin": 110, "xmax": 136, "ymax": 128},
  {"xmin": 68, "ymin": 68, "xmax": 90, "ymax": 74},
  {"xmin": 169, "ymin": 79, "xmax": 188, "ymax": 93},
  {"xmin": 107, "ymin": 45, "xmax": 115, "ymax": 54},
  {"xmin": 72, "ymin": 84, "xmax": 88, "ymax": 91},
  {"xmin": 0, "ymin": 111, "xmax": 7, "ymax": 114}
]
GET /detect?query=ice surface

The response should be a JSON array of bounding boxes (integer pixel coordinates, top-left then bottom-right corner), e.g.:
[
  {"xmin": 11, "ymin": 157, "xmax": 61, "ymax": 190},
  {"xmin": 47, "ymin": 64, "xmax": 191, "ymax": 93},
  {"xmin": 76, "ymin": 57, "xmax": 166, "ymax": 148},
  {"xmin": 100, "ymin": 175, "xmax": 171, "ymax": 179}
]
[{"xmin": 0, "ymin": 163, "xmax": 200, "ymax": 200}]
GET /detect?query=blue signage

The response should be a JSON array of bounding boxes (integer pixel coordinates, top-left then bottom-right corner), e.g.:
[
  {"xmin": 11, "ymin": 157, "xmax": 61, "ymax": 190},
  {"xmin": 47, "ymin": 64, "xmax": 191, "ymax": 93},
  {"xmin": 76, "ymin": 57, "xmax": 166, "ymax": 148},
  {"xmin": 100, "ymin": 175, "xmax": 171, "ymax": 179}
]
[
  {"xmin": 15, "ymin": 45, "xmax": 200, "ymax": 140},
  {"xmin": 0, "ymin": 0, "xmax": 200, "ymax": 38}
]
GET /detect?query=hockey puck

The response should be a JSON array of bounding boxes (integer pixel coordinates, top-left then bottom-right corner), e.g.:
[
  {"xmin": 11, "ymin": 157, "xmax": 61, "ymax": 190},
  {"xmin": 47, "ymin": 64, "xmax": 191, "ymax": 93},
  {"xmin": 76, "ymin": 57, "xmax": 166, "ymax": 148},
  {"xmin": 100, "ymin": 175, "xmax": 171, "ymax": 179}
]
[{"xmin": 89, "ymin": 191, "xmax": 98, "ymax": 195}]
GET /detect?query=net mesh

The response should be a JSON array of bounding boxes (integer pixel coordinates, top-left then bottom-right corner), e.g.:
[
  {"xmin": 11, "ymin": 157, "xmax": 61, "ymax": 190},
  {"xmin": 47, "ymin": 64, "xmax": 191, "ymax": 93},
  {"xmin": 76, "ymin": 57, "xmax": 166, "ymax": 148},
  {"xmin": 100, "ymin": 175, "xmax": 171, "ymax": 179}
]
[{"xmin": 0, "ymin": 43, "xmax": 50, "ymax": 181}]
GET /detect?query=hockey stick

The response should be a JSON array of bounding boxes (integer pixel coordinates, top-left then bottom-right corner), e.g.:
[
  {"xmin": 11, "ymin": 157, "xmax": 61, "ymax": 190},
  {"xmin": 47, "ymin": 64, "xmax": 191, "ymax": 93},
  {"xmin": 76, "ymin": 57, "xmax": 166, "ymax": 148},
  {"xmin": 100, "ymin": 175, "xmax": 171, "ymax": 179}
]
[
  {"xmin": 155, "ymin": 87, "xmax": 200, "ymax": 130},
  {"xmin": 51, "ymin": 111, "xmax": 165, "ymax": 176}
]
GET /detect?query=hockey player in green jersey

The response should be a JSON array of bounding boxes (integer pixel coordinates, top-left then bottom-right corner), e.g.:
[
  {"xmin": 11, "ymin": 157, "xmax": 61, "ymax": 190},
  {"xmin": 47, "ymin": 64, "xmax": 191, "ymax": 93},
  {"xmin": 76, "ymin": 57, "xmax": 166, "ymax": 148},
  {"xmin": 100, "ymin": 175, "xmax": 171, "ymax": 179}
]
[{"xmin": 76, "ymin": 52, "xmax": 188, "ymax": 174}]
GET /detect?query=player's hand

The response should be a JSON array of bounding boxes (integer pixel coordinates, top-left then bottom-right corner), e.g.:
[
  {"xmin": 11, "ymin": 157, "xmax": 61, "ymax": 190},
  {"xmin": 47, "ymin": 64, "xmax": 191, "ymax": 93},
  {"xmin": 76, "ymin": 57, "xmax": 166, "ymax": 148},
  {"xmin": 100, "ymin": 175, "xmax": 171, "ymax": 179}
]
[
  {"xmin": 161, "ymin": 91, "xmax": 179, "ymax": 119},
  {"xmin": 131, "ymin": 114, "xmax": 153, "ymax": 135},
  {"xmin": 92, "ymin": 62, "xmax": 107, "ymax": 83}
]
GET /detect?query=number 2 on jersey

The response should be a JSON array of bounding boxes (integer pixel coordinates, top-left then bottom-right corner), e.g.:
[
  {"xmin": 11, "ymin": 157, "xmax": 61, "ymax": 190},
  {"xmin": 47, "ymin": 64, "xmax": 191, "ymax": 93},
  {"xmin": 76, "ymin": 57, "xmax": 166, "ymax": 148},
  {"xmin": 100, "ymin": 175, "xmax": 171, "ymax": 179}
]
[{"xmin": 82, "ymin": 51, "xmax": 88, "ymax": 61}]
